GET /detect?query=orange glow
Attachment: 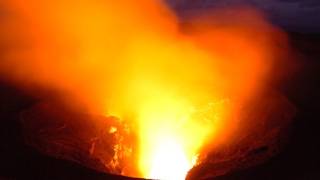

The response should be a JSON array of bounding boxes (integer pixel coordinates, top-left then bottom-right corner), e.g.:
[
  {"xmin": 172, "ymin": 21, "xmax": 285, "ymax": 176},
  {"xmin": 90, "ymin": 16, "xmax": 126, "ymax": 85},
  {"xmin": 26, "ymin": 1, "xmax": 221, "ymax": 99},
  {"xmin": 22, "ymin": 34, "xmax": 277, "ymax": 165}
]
[{"xmin": 1, "ymin": 0, "xmax": 288, "ymax": 179}]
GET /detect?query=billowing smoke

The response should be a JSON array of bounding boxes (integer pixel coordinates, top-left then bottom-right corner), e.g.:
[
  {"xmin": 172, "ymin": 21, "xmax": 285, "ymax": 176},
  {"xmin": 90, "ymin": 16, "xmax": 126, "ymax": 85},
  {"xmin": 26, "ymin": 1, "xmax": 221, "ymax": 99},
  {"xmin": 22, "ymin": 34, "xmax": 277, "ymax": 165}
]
[{"xmin": 0, "ymin": 0, "xmax": 294, "ymax": 179}]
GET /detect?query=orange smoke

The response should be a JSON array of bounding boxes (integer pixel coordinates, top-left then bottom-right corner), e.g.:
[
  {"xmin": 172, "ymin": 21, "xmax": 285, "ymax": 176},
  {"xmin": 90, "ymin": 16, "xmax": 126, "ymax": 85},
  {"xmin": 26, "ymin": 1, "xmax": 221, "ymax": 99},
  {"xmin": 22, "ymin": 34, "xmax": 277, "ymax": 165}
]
[{"xmin": 1, "ymin": 0, "xmax": 288, "ymax": 179}]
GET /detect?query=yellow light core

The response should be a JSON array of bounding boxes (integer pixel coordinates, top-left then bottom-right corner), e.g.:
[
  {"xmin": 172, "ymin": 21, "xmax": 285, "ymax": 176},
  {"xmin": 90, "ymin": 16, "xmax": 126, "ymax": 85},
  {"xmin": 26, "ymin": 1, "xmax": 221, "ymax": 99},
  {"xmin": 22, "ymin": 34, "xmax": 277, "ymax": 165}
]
[{"xmin": 149, "ymin": 137, "xmax": 194, "ymax": 180}]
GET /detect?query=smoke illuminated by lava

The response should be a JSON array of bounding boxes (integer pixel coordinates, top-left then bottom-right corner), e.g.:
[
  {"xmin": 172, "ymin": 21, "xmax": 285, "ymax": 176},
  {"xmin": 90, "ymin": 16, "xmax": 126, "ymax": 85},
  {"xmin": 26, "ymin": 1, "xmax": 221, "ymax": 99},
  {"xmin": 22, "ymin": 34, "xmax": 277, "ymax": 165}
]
[{"xmin": 1, "ymin": 0, "xmax": 289, "ymax": 179}]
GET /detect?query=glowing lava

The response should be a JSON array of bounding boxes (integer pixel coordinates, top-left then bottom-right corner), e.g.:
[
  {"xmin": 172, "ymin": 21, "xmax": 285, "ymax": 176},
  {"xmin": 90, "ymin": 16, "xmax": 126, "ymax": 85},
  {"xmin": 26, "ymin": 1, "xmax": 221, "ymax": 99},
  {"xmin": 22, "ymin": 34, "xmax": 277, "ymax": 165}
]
[
  {"xmin": 133, "ymin": 92, "xmax": 216, "ymax": 179},
  {"xmin": 148, "ymin": 138, "xmax": 193, "ymax": 180},
  {"xmin": 1, "ymin": 0, "xmax": 286, "ymax": 179}
]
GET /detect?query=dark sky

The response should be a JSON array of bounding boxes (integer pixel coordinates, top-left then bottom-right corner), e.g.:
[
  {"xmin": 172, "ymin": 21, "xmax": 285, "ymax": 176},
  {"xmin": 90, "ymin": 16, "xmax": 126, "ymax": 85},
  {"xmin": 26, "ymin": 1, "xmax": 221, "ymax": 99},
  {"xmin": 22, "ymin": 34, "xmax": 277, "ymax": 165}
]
[{"xmin": 168, "ymin": 0, "xmax": 320, "ymax": 32}]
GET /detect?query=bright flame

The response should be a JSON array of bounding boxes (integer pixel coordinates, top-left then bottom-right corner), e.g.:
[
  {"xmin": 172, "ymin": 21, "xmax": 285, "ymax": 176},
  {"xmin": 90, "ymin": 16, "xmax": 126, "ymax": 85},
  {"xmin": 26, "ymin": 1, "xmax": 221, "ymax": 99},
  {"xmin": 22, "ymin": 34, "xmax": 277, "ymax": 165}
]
[
  {"xmin": 1, "ymin": 0, "xmax": 288, "ymax": 179},
  {"xmin": 149, "ymin": 138, "xmax": 192, "ymax": 180},
  {"xmin": 135, "ymin": 92, "xmax": 214, "ymax": 179}
]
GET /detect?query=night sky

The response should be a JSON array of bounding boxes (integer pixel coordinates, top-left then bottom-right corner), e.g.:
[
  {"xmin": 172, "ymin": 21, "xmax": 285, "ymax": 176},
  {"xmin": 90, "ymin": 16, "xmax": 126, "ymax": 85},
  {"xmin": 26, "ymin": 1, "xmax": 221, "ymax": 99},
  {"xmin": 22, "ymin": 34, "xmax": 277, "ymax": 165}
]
[{"xmin": 168, "ymin": 0, "xmax": 320, "ymax": 32}]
